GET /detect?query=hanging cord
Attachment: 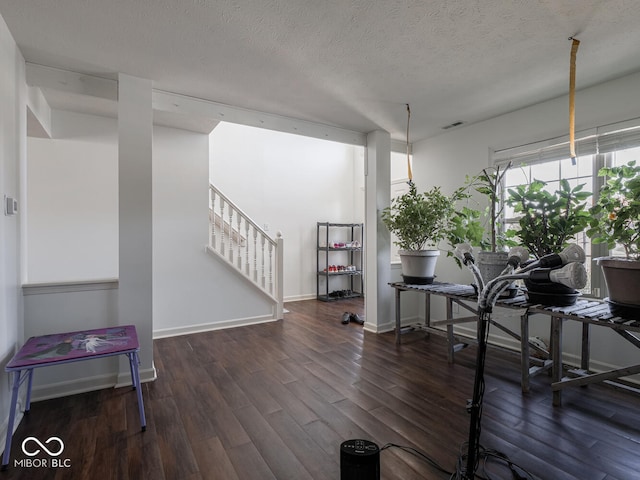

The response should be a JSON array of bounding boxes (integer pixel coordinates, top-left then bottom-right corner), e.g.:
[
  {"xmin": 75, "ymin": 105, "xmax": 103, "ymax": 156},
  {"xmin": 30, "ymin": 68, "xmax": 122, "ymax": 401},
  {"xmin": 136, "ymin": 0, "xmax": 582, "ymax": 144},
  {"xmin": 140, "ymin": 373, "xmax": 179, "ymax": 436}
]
[
  {"xmin": 380, "ymin": 443, "xmax": 452, "ymax": 476},
  {"xmin": 451, "ymin": 310, "xmax": 539, "ymax": 480},
  {"xmin": 569, "ymin": 37, "xmax": 580, "ymax": 165},
  {"xmin": 406, "ymin": 103, "xmax": 413, "ymax": 181}
]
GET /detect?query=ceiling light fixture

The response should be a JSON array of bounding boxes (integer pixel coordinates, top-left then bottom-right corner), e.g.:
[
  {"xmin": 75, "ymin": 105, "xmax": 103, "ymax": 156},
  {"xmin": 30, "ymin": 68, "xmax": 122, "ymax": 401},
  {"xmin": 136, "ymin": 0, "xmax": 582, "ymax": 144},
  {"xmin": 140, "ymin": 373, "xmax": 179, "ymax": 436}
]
[{"xmin": 442, "ymin": 121, "xmax": 464, "ymax": 130}]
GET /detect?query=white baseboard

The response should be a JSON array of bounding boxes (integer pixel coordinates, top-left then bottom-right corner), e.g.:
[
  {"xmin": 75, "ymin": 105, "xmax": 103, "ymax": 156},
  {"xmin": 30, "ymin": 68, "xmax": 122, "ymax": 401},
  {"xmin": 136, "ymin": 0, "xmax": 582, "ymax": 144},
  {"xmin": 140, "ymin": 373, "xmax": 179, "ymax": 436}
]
[
  {"xmin": 27, "ymin": 365, "xmax": 158, "ymax": 403},
  {"xmin": 283, "ymin": 293, "xmax": 317, "ymax": 302},
  {"xmin": 365, "ymin": 315, "xmax": 419, "ymax": 334},
  {"xmin": 30, "ymin": 373, "xmax": 116, "ymax": 402},
  {"xmin": 152, "ymin": 314, "xmax": 277, "ymax": 339},
  {"xmin": 451, "ymin": 324, "xmax": 640, "ymax": 386},
  {"xmin": 115, "ymin": 365, "xmax": 158, "ymax": 388}
]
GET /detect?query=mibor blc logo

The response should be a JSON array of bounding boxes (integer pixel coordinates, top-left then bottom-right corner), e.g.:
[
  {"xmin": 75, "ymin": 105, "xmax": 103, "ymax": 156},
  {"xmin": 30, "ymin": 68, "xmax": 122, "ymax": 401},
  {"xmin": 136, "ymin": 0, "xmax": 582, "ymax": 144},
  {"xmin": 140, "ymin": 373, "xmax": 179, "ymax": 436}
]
[{"xmin": 15, "ymin": 436, "xmax": 71, "ymax": 468}]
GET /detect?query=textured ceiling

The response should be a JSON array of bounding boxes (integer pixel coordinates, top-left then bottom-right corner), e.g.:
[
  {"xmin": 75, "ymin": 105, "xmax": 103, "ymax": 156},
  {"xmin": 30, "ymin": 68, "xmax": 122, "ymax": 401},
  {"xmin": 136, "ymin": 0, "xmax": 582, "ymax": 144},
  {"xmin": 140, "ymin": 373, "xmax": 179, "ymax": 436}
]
[{"xmin": 2, "ymin": 0, "xmax": 640, "ymax": 141}]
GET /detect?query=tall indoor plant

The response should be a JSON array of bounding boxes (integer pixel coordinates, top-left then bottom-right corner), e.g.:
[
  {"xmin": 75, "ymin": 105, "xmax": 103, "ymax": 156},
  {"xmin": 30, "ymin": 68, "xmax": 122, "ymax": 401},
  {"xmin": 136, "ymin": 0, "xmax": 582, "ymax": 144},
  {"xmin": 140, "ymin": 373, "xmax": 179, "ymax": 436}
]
[
  {"xmin": 448, "ymin": 163, "xmax": 511, "ymax": 284},
  {"xmin": 505, "ymin": 178, "xmax": 591, "ymax": 305},
  {"xmin": 382, "ymin": 181, "xmax": 459, "ymax": 284},
  {"xmin": 587, "ymin": 160, "xmax": 640, "ymax": 317}
]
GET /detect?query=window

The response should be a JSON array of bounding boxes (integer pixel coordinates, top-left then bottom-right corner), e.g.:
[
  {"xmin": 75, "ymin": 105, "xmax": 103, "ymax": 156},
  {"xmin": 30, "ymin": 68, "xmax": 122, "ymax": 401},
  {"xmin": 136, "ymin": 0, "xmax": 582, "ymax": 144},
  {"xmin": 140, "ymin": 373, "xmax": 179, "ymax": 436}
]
[
  {"xmin": 502, "ymin": 156, "xmax": 595, "ymax": 294},
  {"xmin": 390, "ymin": 151, "xmax": 412, "ymax": 263},
  {"xmin": 493, "ymin": 118, "xmax": 640, "ymax": 298}
]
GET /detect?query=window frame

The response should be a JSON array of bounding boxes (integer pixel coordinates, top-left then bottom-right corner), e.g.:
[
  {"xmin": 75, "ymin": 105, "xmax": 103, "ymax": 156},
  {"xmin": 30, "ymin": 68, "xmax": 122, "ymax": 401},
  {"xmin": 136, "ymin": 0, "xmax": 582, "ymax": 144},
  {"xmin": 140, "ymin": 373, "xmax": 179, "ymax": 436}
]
[{"xmin": 491, "ymin": 117, "xmax": 640, "ymax": 299}]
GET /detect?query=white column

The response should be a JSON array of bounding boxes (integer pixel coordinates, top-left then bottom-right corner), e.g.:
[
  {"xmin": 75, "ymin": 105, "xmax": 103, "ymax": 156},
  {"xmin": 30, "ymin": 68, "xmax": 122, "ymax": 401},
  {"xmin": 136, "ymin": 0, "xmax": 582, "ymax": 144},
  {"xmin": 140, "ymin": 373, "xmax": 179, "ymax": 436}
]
[
  {"xmin": 364, "ymin": 130, "xmax": 392, "ymax": 332},
  {"xmin": 118, "ymin": 74, "xmax": 155, "ymax": 382}
]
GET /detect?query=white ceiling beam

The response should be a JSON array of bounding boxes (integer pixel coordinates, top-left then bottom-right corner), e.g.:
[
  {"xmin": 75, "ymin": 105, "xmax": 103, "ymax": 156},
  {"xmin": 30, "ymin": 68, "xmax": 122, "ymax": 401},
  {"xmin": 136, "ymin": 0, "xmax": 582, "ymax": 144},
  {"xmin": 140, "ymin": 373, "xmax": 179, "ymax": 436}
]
[
  {"xmin": 153, "ymin": 90, "xmax": 367, "ymax": 146},
  {"xmin": 26, "ymin": 63, "xmax": 118, "ymax": 101},
  {"xmin": 25, "ymin": 63, "xmax": 371, "ymax": 145}
]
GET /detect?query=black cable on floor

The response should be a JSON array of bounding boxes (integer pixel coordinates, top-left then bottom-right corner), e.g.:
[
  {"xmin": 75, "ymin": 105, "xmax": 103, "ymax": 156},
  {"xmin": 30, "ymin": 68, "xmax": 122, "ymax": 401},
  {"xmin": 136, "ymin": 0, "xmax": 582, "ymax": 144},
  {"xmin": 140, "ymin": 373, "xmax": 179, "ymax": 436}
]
[{"xmin": 380, "ymin": 442, "xmax": 453, "ymax": 477}]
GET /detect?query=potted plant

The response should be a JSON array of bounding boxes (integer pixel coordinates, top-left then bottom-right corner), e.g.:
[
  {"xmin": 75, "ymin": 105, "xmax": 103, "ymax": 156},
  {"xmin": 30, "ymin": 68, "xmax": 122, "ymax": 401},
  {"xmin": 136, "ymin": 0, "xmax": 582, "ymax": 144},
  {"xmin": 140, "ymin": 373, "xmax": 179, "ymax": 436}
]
[
  {"xmin": 505, "ymin": 178, "xmax": 591, "ymax": 305},
  {"xmin": 448, "ymin": 163, "xmax": 511, "ymax": 285},
  {"xmin": 382, "ymin": 181, "xmax": 458, "ymax": 284},
  {"xmin": 587, "ymin": 160, "xmax": 640, "ymax": 317}
]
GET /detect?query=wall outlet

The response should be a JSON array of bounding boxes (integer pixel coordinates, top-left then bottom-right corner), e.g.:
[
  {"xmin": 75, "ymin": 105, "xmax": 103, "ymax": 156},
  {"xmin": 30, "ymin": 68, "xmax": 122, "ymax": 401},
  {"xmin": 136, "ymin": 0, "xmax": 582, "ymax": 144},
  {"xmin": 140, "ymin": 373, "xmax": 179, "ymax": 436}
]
[{"xmin": 4, "ymin": 195, "xmax": 18, "ymax": 216}]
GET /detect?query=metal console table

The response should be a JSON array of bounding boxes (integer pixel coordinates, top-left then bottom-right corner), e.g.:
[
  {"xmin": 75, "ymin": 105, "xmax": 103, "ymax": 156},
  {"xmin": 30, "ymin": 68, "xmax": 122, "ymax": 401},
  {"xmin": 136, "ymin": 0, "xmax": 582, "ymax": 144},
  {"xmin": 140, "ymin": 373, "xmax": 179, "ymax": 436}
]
[{"xmin": 390, "ymin": 281, "xmax": 640, "ymax": 406}]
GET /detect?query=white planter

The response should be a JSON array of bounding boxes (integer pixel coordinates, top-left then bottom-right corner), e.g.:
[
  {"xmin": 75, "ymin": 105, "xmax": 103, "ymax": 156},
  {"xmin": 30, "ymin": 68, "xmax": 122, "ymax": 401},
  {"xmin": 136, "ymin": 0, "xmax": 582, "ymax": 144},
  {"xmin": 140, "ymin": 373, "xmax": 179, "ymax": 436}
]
[
  {"xmin": 399, "ymin": 249, "xmax": 440, "ymax": 284},
  {"xmin": 597, "ymin": 257, "xmax": 640, "ymax": 319},
  {"xmin": 476, "ymin": 251, "xmax": 508, "ymax": 284}
]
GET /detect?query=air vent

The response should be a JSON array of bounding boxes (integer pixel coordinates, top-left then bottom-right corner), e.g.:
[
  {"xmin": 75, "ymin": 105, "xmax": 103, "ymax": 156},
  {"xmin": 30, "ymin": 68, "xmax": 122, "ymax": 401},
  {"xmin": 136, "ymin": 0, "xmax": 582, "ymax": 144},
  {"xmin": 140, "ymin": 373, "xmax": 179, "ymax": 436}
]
[{"xmin": 442, "ymin": 121, "xmax": 464, "ymax": 130}]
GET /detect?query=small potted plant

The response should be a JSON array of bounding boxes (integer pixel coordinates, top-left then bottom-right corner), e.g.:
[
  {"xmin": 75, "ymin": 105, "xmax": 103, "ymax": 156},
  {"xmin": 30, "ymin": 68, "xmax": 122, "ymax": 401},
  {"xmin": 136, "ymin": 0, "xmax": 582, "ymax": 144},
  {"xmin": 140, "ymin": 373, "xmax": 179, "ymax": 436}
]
[
  {"xmin": 587, "ymin": 160, "xmax": 640, "ymax": 317},
  {"xmin": 505, "ymin": 178, "xmax": 591, "ymax": 305},
  {"xmin": 382, "ymin": 181, "xmax": 459, "ymax": 284},
  {"xmin": 448, "ymin": 163, "xmax": 511, "ymax": 284}
]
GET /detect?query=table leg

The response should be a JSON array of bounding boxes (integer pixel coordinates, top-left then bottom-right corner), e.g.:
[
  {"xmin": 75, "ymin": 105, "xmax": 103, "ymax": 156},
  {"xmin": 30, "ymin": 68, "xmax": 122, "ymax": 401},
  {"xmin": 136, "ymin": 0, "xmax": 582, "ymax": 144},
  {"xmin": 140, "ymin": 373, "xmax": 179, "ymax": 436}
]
[
  {"xmin": 129, "ymin": 352, "xmax": 147, "ymax": 431},
  {"xmin": 551, "ymin": 316, "xmax": 563, "ymax": 406},
  {"xmin": 2, "ymin": 371, "xmax": 23, "ymax": 470},
  {"xmin": 446, "ymin": 298, "xmax": 454, "ymax": 363},
  {"xmin": 395, "ymin": 288, "xmax": 401, "ymax": 346},
  {"xmin": 520, "ymin": 312, "xmax": 530, "ymax": 393},
  {"xmin": 425, "ymin": 293, "xmax": 431, "ymax": 329},
  {"xmin": 581, "ymin": 323, "xmax": 590, "ymax": 371},
  {"xmin": 25, "ymin": 369, "xmax": 34, "ymax": 413}
]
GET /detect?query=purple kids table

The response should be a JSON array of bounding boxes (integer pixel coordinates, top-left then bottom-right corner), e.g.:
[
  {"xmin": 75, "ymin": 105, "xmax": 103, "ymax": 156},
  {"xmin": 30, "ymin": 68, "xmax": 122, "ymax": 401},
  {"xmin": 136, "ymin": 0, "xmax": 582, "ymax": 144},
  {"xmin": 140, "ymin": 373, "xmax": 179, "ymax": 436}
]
[{"xmin": 1, "ymin": 325, "xmax": 146, "ymax": 470}]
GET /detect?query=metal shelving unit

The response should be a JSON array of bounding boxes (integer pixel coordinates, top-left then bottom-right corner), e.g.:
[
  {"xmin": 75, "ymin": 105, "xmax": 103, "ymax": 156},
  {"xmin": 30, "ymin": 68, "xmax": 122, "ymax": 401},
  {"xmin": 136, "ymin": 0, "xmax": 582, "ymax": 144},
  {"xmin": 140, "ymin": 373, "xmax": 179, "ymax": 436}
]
[{"xmin": 316, "ymin": 222, "xmax": 363, "ymax": 302}]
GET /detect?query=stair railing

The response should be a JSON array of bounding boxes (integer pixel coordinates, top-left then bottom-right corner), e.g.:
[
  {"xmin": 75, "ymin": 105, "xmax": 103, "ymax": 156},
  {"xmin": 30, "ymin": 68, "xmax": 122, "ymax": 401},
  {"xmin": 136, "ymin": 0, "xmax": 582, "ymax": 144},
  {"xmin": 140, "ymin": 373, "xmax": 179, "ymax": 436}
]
[{"xmin": 208, "ymin": 184, "xmax": 284, "ymax": 319}]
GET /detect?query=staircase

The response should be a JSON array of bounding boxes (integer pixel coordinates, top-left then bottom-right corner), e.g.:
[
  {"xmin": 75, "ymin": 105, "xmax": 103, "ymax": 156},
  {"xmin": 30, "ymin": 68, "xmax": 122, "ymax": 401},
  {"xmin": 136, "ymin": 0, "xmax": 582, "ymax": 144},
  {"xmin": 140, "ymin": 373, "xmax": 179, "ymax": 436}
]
[{"xmin": 208, "ymin": 184, "xmax": 284, "ymax": 319}]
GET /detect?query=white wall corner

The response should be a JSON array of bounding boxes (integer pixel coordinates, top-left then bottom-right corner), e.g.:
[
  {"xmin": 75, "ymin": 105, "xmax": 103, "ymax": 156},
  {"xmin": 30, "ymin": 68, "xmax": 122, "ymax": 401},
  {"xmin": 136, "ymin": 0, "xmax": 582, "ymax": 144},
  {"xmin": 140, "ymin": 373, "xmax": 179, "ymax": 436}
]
[{"xmin": 26, "ymin": 85, "xmax": 52, "ymax": 138}]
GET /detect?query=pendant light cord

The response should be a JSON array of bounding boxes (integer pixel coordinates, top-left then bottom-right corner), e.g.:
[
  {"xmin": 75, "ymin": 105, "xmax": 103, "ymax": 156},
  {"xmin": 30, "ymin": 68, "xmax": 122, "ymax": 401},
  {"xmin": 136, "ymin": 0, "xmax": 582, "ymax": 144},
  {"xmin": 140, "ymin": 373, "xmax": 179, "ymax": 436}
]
[
  {"xmin": 406, "ymin": 103, "xmax": 413, "ymax": 181},
  {"xmin": 569, "ymin": 37, "xmax": 580, "ymax": 163}
]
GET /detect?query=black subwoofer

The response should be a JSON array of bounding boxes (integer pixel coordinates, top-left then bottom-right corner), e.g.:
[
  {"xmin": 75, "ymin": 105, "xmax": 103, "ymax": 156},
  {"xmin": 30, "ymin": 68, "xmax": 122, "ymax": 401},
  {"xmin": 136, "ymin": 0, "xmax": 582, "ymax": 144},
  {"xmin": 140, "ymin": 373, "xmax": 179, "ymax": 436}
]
[{"xmin": 340, "ymin": 439, "xmax": 380, "ymax": 480}]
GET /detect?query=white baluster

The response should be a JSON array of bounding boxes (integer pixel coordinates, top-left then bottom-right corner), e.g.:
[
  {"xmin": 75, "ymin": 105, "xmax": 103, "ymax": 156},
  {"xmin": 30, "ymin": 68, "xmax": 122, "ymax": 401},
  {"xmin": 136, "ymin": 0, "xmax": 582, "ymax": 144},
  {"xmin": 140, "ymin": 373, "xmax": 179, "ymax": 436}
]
[
  {"xmin": 245, "ymin": 222, "xmax": 251, "ymax": 276},
  {"xmin": 219, "ymin": 197, "xmax": 226, "ymax": 257},
  {"xmin": 275, "ymin": 232, "xmax": 284, "ymax": 319},
  {"xmin": 261, "ymin": 235, "xmax": 266, "ymax": 288},
  {"xmin": 253, "ymin": 229, "xmax": 258, "ymax": 283},
  {"xmin": 228, "ymin": 206, "xmax": 234, "ymax": 263},
  {"xmin": 210, "ymin": 188, "xmax": 216, "ymax": 250},
  {"xmin": 268, "ymin": 240, "xmax": 274, "ymax": 294},
  {"xmin": 236, "ymin": 213, "xmax": 242, "ymax": 269}
]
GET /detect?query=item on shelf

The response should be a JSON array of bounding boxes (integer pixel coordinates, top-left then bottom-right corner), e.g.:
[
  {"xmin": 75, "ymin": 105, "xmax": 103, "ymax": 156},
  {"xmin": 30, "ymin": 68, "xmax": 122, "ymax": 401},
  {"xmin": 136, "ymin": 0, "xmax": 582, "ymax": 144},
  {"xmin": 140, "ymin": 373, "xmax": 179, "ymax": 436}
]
[{"xmin": 328, "ymin": 289, "xmax": 353, "ymax": 298}]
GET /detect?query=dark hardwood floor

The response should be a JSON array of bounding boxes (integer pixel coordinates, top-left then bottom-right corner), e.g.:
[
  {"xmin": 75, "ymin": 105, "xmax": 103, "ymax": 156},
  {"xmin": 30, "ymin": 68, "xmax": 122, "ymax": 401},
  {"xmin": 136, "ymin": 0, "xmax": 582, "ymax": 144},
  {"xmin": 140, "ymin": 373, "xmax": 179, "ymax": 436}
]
[{"xmin": 3, "ymin": 298, "xmax": 640, "ymax": 479}]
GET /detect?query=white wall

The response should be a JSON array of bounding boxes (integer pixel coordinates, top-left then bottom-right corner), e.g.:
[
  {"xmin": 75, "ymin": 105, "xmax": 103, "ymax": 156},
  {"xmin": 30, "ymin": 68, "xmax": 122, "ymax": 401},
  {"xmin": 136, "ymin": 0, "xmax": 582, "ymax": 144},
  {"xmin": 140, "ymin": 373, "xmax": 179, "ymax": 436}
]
[
  {"xmin": 27, "ymin": 111, "xmax": 118, "ymax": 283},
  {"xmin": 0, "ymin": 13, "xmax": 26, "ymax": 454},
  {"xmin": 153, "ymin": 125, "xmax": 273, "ymax": 336},
  {"xmin": 22, "ymin": 285, "xmax": 120, "ymax": 399},
  {"xmin": 412, "ymin": 69, "xmax": 640, "ymax": 376},
  {"xmin": 210, "ymin": 122, "xmax": 365, "ymax": 301},
  {"xmin": 21, "ymin": 111, "xmax": 282, "ymax": 397}
]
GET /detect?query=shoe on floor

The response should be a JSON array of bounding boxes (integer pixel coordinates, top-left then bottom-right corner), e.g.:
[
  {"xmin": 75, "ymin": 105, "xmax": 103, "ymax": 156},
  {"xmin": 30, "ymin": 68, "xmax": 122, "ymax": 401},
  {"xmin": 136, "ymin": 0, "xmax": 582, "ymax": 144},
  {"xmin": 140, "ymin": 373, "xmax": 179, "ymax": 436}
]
[
  {"xmin": 341, "ymin": 312, "xmax": 350, "ymax": 324},
  {"xmin": 350, "ymin": 313, "xmax": 364, "ymax": 325}
]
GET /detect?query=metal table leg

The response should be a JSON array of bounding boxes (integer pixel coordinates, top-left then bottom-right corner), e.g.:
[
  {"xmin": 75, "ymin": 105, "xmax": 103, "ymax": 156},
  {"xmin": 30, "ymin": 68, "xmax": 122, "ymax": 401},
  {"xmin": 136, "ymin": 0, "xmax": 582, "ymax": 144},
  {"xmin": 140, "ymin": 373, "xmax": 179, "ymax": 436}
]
[
  {"xmin": 2, "ymin": 369, "xmax": 32, "ymax": 470},
  {"xmin": 128, "ymin": 352, "xmax": 147, "ymax": 431},
  {"xmin": 395, "ymin": 287, "xmax": 402, "ymax": 345},
  {"xmin": 520, "ymin": 312, "xmax": 530, "ymax": 393},
  {"xmin": 446, "ymin": 298, "xmax": 454, "ymax": 363},
  {"xmin": 551, "ymin": 316, "xmax": 563, "ymax": 406}
]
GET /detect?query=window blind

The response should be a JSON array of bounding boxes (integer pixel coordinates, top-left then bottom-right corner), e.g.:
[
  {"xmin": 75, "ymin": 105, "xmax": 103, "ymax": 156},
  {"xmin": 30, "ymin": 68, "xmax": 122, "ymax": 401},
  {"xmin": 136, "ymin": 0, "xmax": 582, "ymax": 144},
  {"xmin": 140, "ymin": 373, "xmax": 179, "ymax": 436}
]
[{"xmin": 492, "ymin": 117, "xmax": 640, "ymax": 167}]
